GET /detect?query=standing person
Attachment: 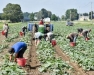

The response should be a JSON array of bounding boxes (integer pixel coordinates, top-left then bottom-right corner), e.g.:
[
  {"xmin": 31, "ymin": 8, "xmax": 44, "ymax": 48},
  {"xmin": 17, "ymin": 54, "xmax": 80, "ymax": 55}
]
[
  {"xmin": 8, "ymin": 41, "xmax": 27, "ymax": 62},
  {"xmin": 3, "ymin": 23, "xmax": 9, "ymax": 38},
  {"xmin": 39, "ymin": 17, "xmax": 45, "ymax": 25},
  {"xmin": 66, "ymin": 33, "xmax": 78, "ymax": 43},
  {"xmin": 77, "ymin": 28, "xmax": 83, "ymax": 36},
  {"xmin": 34, "ymin": 31, "xmax": 44, "ymax": 46},
  {"xmin": 33, "ymin": 23, "xmax": 38, "ymax": 33},
  {"xmin": 81, "ymin": 29, "xmax": 91, "ymax": 40},
  {"xmin": 44, "ymin": 24, "xmax": 50, "ymax": 34},
  {"xmin": 22, "ymin": 26, "xmax": 27, "ymax": 36},
  {"xmin": 38, "ymin": 18, "xmax": 45, "ymax": 33}
]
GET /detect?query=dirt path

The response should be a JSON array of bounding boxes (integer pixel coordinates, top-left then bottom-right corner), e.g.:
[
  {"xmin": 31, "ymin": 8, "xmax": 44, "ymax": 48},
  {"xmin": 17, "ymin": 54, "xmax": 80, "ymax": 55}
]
[
  {"xmin": 54, "ymin": 45, "xmax": 88, "ymax": 75},
  {"xmin": 25, "ymin": 40, "xmax": 41, "ymax": 75}
]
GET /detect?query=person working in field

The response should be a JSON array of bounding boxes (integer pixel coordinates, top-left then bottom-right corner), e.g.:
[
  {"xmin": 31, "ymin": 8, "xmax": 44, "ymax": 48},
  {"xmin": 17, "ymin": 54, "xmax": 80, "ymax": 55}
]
[
  {"xmin": 77, "ymin": 28, "xmax": 83, "ymax": 36},
  {"xmin": 45, "ymin": 32, "xmax": 55, "ymax": 43},
  {"xmin": 66, "ymin": 33, "xmax": 78, "ymax": 43},
  {"xmin": 22, "ymin": 26, "xmax": 27, "ymax": 36},
  {"xmin": 34, "ymin": 31, "xmax": 44, "ymax": 46},
  {"xmin": 3, "ymin": 23, "xmax": 9, "ymax": 38},
  {"xmin": 81, "ymin": 29, "xmax": 91, "ymax": 40},
  {"xmin": 38, "ymin": 18, "xmax": 45, "ymax": 34},
  {"xmin": 44, "ymin": 24, "xmax": 50, "ymax": 34},
  {"xmin": 33, "ymin": 23, "xmax": 38, "ymax": 33},
  {"xmin": 8, "ymin": 41, "xmax": 27, "ymax": 62}
]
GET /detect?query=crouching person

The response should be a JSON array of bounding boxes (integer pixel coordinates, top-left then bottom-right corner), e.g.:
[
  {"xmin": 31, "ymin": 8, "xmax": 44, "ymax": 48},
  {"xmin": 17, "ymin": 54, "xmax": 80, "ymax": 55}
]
[
  {"xmin": 34, "ymin": 31, "xmax": 44, "ymax": 46},
  {"xmin": 67, "ymin": 33, "xmax": 78, "ymax": 46},
  {"xmin": 81, "ymin": 29, "xmax": 91, "ymax": 41},
  {"xmin": 45, "ymin": 32, "xmax": 56, "ymax": 46},
  {"xmin": 8, "ymin": 41, "xmax": 27, "ymax": 62},
  {"xmin": 77, "ymin": 28, "xmax": 83, "ymax": 36}
]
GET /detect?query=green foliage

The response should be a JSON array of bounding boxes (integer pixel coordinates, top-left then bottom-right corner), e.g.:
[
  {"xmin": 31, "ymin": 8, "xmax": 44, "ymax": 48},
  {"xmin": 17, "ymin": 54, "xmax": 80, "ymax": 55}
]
[
  {"xmin": 54, "ymin": 21, "xmax": 94, "ymax": 70},
  {"xmin": 51, "ymin": 14, "xmax": 58, "ymax": 21},
  {"xmin": 65, "ymin": 9, "xmax": 78, "ymax": 21},
  {"xmin": 37, "ymin": 41, "xmax": 73, "ymax": 75},
  {"xmin": 36, "ymin": 8, "xmax": 52, "ymax": 20},
  {"xmin": 2, "ymin": 3, "xmax": 23, "ymax": 22},
  {"xmin": 0, "ymin": 55, "xmax": 26, "ymax": 75},
  {"xmin": 30, "ymin": 12, "xmax": 35, "ymax": 21}
]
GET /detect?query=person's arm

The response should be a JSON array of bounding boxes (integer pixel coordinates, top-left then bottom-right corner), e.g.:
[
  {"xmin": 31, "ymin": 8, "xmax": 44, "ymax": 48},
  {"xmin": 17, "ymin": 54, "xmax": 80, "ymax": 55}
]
[
  {"xmin": 9, "ymin": 54, "xmax": 13, "ymax": 61},
  {"xmin": 14, "ymin": 53, "xmax": 18, "ymax": 62}
]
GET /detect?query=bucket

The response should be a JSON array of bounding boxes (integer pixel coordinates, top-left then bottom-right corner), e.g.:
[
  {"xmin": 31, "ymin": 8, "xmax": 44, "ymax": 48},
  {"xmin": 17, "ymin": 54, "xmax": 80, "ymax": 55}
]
[
  {"xmin": 17, "ymin": 58, "xmax": 27, "ymax": 67},
  {"xmin": 38, "ymin": 25, "xmax": 44, "ymax": 33},
  {"xmin": 19, "ymin": 31, "xmax": 23, "ymax": 36},
  {"xmin": 70, "ymin": 42, "xmax": 76, "ymax": 47},
  {"xmin": 2, "ymin": 31, "xmax": 5, "ymax": 35},
  {"xmin": 85, "ymin": 37, "xmax": 90, "ymax": 41},
  {"xmin": 51, "ymin": 40, "xmax": 56, "ymax": 46}
]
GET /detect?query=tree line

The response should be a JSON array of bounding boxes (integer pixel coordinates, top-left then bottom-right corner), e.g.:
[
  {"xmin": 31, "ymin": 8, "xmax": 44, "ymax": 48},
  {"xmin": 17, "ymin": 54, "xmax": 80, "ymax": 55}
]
[{"xmin": 0, "ymin": 3, "xmax": 93, "ymax": 23}]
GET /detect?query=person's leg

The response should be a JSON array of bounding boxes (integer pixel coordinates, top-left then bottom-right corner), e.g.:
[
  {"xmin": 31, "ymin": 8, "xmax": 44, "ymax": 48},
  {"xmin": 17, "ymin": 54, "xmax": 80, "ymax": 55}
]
[
  {"xmin": 50, "ymin": 34, "xmax": 54, "ymax": 43},
  {"xmin": 5, "ymin": 32, "xmax": 8, "ymax": 38},
  {"xmin": 17, "ymin": 46, "xmax": 27, "ymax": 58},
  {"xmin": 82, "ymin": 32, "xmax": 87, "ymax": 39},
  {"xmin": 73, "ymin": 36, "xmax": 77, "ymax": 43},
  {"xmin": 35, "ymin": 39, "xmax": 38, "ymax": 46},
  {"xmin": 36, "ymin": 40, "xmax": 40, "ymax": 46},
  {"xmin": 23, "ymin": 31, "xmax": 25, "ymax": 36}
]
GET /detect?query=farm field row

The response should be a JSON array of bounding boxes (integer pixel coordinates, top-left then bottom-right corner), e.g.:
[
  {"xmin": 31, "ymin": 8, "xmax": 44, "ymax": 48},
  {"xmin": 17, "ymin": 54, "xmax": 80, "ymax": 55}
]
[{"xmin": 0, "ymin": 21, "xmax": 94, "ymax": 75}]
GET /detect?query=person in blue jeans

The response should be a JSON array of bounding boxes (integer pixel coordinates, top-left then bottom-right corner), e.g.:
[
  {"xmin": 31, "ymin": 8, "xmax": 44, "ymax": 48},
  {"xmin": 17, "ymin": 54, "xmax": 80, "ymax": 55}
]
[
  {"xmin": 8, "ymin": 42, "xmax": 27, "ymax": 62},
  {"xmin": 81, "ymin": 29, "xmax": 91, "ymax": 40},
  {"xmin": 66, "ymin": 33, "xmax": 78, "ymax": 43}
]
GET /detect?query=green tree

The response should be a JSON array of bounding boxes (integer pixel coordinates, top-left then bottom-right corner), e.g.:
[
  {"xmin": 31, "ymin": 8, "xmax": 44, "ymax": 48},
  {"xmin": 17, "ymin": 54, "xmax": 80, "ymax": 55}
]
[
  {"xmin": 83, "ymin": 13, "xmax": 88, "ymax": 16},
  {"xmin": 36, "ymin": 8, "xmax": 52, "ymax": 20},
  {"xmin": 0, "ymin": 13, "xmax": 2, "ymax": 20},
  {"xmin": 89, "ymin": 11, "xmax": 94, "ymax": 19},
  {"xmin": 61, "ymin": 15, "xmax": 66, "ymax": 21},
  {"xmin": 2, "ymin": 3, "xmax": 23, "ymax": 22},
  {"xmin": 51, "ymin": 14, "xmax": 58, "ymax": 21},
  {"xmin": 30, "ymin": 12, "xmax": 35, "ymax": 21},
  {"xmin": 65, "ymin": 9, "xmax": 78, "ymax": 21}
]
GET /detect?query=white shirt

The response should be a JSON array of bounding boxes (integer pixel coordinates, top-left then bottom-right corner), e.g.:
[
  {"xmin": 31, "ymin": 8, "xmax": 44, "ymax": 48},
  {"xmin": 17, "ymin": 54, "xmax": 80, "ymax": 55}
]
[
  {"xmin": 46, "ymin": 32, "xmax": 53, "ymax": 41},
  {"xmin": 47, "ymin": 32, "xmax": 53, "ymax": 38},
  {"xmin": 34, "ymin": 32, "xmax": 43, "ymax": 39},
  {"xmin": 3, "ymin": 25, "xmax": 8, "ymax": 32}
]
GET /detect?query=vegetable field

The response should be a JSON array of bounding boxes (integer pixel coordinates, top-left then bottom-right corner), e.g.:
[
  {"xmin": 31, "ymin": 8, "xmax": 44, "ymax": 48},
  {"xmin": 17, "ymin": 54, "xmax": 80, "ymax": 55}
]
[{"xmin": 0, "ymin": 21, "xmax": 94, "ymax": 75}]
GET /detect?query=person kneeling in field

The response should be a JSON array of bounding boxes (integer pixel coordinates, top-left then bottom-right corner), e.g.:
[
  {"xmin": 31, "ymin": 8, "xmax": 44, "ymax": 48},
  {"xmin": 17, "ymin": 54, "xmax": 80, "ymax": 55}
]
[
  {"xmin": 34, "ymin": 31, "xmax": 44, "ymax": 46},
  {"xmin": 66, "ymin": 33, "xmax": 78, "ymax": 43},
  {"xmin": 81, "ymin": 29, "xmax": 91, "ymax": 40},
  {"xmin": 77, "ymin": 28, "xmax": 83, "ymax": 36},
  {"xmin": 45, "ymin": 32, "xmax": 55, "ymax": 43},
  {"xmin": 8, "ymin": 42, "xmax": 27, "ymax": 62}
]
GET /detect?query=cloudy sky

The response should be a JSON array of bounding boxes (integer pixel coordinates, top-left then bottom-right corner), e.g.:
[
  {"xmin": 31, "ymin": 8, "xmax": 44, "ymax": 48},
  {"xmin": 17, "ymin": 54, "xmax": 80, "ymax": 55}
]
[{"xmin": 0, "ymin": 0, "xmax": 94, "ymax": 17}]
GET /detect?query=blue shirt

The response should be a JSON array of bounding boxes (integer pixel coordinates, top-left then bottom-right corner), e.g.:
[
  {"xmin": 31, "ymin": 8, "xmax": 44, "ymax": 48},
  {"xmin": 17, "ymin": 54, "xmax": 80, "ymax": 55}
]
[{"xmin": 12, "ymin": 42, "xmax": 27, "ymax": 53}]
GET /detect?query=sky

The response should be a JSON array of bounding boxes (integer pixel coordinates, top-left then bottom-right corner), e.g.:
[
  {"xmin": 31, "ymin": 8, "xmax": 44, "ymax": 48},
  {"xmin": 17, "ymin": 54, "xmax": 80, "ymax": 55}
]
[{"xmin": 0, "ymin": 0, "xmax": 94, "ymax": 17}]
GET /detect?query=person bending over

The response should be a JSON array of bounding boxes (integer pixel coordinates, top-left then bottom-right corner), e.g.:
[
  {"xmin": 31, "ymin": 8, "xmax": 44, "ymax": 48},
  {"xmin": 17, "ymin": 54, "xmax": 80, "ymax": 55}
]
[
  {"xmin": 66, "ymin": 33, "xmax": 78, "ymax": 43},
  {"xmin": 8, "ymin": 41, "xmax": 27, "ymax": 62}
]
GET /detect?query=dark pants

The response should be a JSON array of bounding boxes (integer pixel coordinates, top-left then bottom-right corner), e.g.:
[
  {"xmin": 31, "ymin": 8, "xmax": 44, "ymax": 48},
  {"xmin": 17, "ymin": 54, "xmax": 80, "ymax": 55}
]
[
  {"xmin": 50, "ymin": 34, "xmax": 54, "ymax": 43},
  {"xmin": 23, "ymin": 31, "xmax": 25, "ymax": 36},
  {"xmin": 69, "ymin": 36, "xmax": 77, "ymax": 43},
  {"xmin": 82, "ymin": 32, "xmax": 88, "ymax": 39},
  {"xmin": 5, "ymin": 32, "xmax": 8, "ymax": 38},
  {"xmin": 17, "ymin": 46, "xmax": 27, "ymax": 58}
]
